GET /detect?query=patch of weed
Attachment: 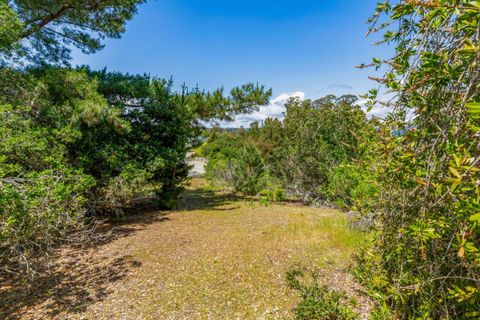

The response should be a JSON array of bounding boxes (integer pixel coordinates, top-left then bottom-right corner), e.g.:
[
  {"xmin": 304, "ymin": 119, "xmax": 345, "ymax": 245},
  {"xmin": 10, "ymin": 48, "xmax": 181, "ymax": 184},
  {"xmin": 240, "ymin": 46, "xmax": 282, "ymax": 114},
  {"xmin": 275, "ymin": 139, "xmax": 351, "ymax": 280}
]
[{"xmin": 286, "ymin": 269, "xmax": 359, "ymax": 320}]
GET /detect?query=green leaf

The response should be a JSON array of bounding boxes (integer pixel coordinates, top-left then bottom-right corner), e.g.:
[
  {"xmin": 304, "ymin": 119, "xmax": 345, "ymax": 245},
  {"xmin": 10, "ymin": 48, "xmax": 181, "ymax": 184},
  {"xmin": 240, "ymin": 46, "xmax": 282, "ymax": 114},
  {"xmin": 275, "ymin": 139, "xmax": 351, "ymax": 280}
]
[
  {"xmin": 466, "ymin": 102, "xmax": 480, "ymax": 119},
  {"xmin": 469, "ymin": 212, "xmax": 480, "ymax": 222},
  {"xmin": 469, "ymin": 1, "xmax": 480, "ymax": 9},
  {"xmin": 449, "ymin": 167, "xmax": 461, "ymax": 179},
  {"xmin": 452, "ymin": 154, "xmax": 462, "ymax": 167}
]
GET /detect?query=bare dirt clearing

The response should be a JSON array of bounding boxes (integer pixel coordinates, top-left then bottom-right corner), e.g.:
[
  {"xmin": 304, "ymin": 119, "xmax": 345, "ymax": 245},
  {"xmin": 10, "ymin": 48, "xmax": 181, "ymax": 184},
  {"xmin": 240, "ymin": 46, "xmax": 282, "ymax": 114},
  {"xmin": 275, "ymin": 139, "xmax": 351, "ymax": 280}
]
[{"xmin": 1, "ymin": 179, "xmax": 368, "ymax": 319}]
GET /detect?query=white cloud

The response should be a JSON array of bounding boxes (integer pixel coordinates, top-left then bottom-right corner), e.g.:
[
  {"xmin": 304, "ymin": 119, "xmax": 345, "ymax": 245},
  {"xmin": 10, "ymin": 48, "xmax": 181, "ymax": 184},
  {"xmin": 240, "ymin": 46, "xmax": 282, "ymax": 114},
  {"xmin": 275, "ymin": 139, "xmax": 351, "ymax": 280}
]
[{"xmin": 221, "ymin": 91, "xmax": 305, "ymax": 128}]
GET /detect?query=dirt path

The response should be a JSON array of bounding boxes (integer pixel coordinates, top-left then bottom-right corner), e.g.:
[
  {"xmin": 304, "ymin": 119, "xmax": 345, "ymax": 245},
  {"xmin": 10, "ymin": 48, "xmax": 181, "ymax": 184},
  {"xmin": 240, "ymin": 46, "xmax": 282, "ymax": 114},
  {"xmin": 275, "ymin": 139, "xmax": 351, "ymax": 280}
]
[{"xmin": 1, "ymin": 179, "xmax": 368, "ymax": 320}]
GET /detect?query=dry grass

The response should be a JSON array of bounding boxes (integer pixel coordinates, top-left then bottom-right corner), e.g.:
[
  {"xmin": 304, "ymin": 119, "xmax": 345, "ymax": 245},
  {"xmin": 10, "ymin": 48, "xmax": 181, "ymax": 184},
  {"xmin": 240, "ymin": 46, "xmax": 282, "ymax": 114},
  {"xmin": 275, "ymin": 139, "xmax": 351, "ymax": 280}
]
[{"xmin": 1, "ymin": 178, "xmax": 368, "ymax": 319}]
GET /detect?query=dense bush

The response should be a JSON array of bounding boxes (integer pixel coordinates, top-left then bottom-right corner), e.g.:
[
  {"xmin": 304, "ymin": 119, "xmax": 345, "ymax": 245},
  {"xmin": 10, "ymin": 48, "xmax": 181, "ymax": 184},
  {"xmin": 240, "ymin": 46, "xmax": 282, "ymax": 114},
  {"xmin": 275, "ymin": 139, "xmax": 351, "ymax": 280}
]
[
  {"xmin": 271, "ymin": 95, "xmax": 375, "ymax": 204},
  {"xmin": 325, "ymin": 164, "xmax": 377, "ymax": 209},
  {"xmin": 258, "ymin": 181, "xmax": 286, "ymax": 206},
  {"xmin": 0, "ymin": 104, "xmax": 95, "ymax": 273},
  {"xmin": 356, "ymin": 1, "xmax": 480, "ymax": 318},
  {"xmin": 248, "ymin": 118, "xmax": 284, "ymax": 159},
  {"xmin": 1, "ymin": 0, "xmax": 144, "ymax": 274},
  {"xmin": 202, "ymin": 131, "xmax": 265, "ymax": 195}
]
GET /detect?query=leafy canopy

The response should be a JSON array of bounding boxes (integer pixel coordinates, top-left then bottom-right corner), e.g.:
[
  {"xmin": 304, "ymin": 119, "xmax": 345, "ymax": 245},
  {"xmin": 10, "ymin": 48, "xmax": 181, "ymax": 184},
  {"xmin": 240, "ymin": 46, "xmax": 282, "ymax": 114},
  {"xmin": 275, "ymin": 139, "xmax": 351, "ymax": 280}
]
[{"xmin": 0, "ymin": 0, "xmax": 144, "ymax": 64}]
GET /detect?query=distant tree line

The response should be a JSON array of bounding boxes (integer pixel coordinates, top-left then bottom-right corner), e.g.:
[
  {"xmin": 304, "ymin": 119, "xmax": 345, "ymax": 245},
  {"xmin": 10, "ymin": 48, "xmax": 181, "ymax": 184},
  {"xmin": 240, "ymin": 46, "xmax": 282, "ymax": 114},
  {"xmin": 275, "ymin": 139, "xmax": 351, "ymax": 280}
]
[{"xmin": 199, "ymin": 94, "xmax": 378, "ymax": 209}]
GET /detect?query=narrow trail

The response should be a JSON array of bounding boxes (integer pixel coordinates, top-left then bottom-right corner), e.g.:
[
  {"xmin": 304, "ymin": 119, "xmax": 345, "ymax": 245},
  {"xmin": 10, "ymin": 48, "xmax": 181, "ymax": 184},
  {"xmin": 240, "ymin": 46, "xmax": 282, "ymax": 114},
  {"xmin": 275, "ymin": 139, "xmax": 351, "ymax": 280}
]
[{"xmin": 2, "ymin": 179, "xmax": 369, "ymax": 320}]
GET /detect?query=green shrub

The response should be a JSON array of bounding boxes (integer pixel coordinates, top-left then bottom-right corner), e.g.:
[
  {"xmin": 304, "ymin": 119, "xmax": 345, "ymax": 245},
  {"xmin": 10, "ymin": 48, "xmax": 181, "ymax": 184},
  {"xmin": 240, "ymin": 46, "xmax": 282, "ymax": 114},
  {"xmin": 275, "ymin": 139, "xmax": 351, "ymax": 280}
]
[
  {"xmin": 356, "ymin": 1, "xmax": 480, "ymax": 318},
  {"xmin": 0, "ymin": 104, "xmax": 95, "ymax": 273},
  {"xmin": 325, "ymin": 164, "xmax": 377, "ymax": 210},
  {"xmin": 286, "ymin": 269, "xmax": 359, "ymax": 320},
  {"xmin": 270, "ymin": 95, "xmax": 376, "ymax": 203},
  {"xmin": 203, "ymin": 133, "xmax": 265, "ymax": 195},
  {"xmin": 92, "ymin": 164, "xmax": 153, "ymax": 215},
  {"xmin": 259, "ymin": 187, "xmax": 285, "ymax": 203},
  {"xmin": 231, "ymin": 144, "xmax": 265, "ymax": 195},
  {"xmin": 259, "ymin": 178, "xmax": 287, "ymax": 206}
]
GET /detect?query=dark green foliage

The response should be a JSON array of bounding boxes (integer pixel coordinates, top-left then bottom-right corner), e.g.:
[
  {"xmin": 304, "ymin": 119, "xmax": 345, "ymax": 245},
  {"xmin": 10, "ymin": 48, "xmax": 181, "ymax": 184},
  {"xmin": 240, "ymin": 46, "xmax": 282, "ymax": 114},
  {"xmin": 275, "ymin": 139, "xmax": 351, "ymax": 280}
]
[
  {"xmin": 286, "ymin": 269, "xmax": 358, "ymax": 320},
  {"xmin": 230, "ymin": 144, "xmax": 265, "ymax": 195},
  {"xmin": 0, "ymin": 67, "xmax": 135, "ymax": 214},
  {"xmin": 0, "ymin": 104, "xmax": 95, "ymax": 273},
  {"xmin": 272, "ymin": 95, "xmax": 374, "ymax": 203},
  {"xmin": 248, "ymin": 118, "xmax": 284, "ymax": 158},
  {"xmin": 1, "ymin": 0, "xmax": 144, "ymax": 64},
  {"xmin": 89, "ymin": 71, "xmax": 192, "ymax": 212},
  {"xmin": 0, "ymin": 67, "xmax": 146, "ymax": 271},
  {"xmin": 0, "ymin": 67, "xmax": 133, "ymax": 271}
]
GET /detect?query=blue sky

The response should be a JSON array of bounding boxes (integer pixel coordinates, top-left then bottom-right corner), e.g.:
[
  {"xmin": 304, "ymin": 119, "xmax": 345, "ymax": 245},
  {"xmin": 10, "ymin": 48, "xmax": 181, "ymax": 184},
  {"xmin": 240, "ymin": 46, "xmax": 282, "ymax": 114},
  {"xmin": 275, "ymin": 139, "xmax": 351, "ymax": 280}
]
[{"xmin": 72, "ymin": 0, "xmax": 391, "ymax": 126}]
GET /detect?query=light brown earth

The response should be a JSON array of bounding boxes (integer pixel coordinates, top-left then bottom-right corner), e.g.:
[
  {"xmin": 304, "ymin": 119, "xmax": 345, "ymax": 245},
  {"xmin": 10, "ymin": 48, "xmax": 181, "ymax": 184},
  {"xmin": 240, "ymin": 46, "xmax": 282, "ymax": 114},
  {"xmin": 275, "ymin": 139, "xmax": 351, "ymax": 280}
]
[{"xmin": 1, "ymin": 178, "xmax": 370, "ymax": 319}]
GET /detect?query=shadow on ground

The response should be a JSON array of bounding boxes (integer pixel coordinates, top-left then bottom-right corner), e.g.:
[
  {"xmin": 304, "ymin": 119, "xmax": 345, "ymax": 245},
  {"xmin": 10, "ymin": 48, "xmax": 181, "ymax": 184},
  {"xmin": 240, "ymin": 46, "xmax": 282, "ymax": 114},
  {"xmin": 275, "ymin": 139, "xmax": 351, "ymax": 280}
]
[
  {"xmin": 0, "ymin": 183, "xmax": 248, "ymax": 319},
  {"xmin": 0, "ymin": 199, "xmax": 170, "ymax": 320},
  {"xmin": 177, "ymin": 187, "xmax": 245, "ymax": 211},
  {"xmin": 0, "ymin": 255, "xmax": 139, "ymax": 319},
  {"xmin": 177, "ymin": 181, "xmax": 305, "ymax": 212}
]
